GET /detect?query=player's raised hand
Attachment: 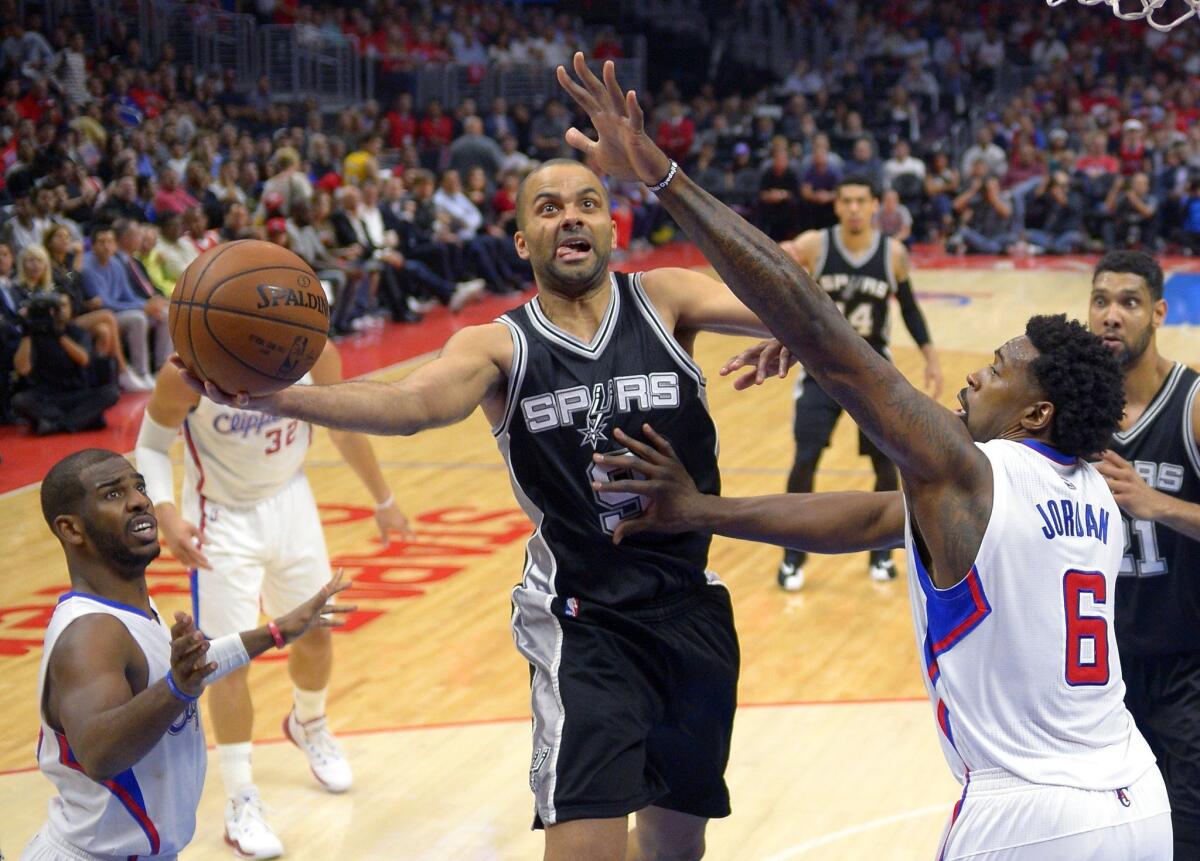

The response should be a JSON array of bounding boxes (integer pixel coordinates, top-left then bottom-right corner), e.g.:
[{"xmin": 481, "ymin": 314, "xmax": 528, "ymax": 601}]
[
  {"xmin": 719, "ymin": 339, "xmax": 797, "ymax": 390},
  {"xmin": 274, "ymin": 569, "xmax": 357, "ymax": 644},
  {"xmin": 556, "ymin": 53, "xmax": 672, "ymax": 186},
  {"xmin": 1096, "ymin": 450, "xmax": 1163, "ymax": 520},
  {"xmin": 924, "ymin": 354, "xmax": 945, "ymax": 400},
  {"xmin": 591, "ymin": 424, "xmax": 714, "ymax": 545},
  {"xmin": 169, "ymin": 611, "xmax": 213, "ymax": 698}
]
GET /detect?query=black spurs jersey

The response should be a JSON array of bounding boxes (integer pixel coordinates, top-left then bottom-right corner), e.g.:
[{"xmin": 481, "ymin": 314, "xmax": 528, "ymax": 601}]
[
  {"xmin": 1111, "ymin": 362, "xmax": 1200, "ymax": 657},
  {"xmin": 812, "ymin": 227, "xmax": 897, "ymax": 355},
  {"xmin": 495, "ymin": 271, "xmax": 720, "ymax": 607}
]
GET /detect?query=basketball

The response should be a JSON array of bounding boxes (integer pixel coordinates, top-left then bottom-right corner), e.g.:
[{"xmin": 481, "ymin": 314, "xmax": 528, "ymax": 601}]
[{"xmin": 169, "ymin": 240, "xmax": 329, "ymax": 397}]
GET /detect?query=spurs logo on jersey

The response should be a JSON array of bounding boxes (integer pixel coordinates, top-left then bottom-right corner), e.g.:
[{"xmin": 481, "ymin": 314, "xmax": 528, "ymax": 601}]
[
  {"xmin": 812, "ymin": 228, "xmax": 897, "ymax": 351},
  {"xmin": 1119, "ymin": 459, "xmax": 1185, "ymax": 578},
  {"xmin": 519, "ymin": 372, "xmax": 681, "ymax": 448},
  {"xmin": 494, "ymin": 271, "xmax": 720, "ymax": 605}
]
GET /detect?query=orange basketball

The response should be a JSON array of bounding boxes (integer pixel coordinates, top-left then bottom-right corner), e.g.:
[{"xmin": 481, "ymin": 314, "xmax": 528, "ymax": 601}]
[{"xmin": 169, "ymin": 240, "xmax": 329, "ymax": 396}]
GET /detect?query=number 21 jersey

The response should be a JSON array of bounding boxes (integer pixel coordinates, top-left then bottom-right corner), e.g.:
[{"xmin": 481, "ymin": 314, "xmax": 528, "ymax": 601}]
[{"xmin": 495, "ymin": 272, "xmax": 720, "ymax": 607}]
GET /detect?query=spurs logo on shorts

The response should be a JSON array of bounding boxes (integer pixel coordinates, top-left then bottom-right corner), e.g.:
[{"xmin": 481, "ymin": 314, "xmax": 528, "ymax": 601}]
[{"xmin": 529, "ymin": 746, "xmax": 551, "ymax": 790}]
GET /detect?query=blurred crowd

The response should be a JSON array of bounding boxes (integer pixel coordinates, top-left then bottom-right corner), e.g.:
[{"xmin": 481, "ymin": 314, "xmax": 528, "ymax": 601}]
[{"xmin": 3, "ymin": 0, "xmax": 1200, "ymax": 435}]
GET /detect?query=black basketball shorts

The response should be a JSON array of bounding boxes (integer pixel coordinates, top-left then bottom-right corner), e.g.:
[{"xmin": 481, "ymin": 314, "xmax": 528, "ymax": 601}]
[
  {"xmin": 1122, "ymin": 649, "xmax": 1200, "ymax": 854},
  {"xmin": 510, "ymin": 581, "xmax": 740, "ymax": 828},
  {"xmin": 792, "ymin": 371, "xmax": 884, "ymax": 462}
]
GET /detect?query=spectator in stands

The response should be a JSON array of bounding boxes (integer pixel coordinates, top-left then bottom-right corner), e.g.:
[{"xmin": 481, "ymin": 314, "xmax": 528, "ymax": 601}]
[
  {"xmin": 1180, "ymin": 177, "xmax": 1200, "ymax": 253},
  {"xmin": 418, "ymin": 99, "xmax": 454, "ymax": 169},
  {"xmin": 498, "ymin": 134, "xmax": 535, "ymax": 177},
  {"xmin": 757, "ymin": 146, "xmax": 801, "ymax": 241},
  {"xmin": 1023, "ymin": 170, "xmax": 1087, "ymax": 255},
  {"xmin": 285, "ymin": 198, "xmax": 357, "ymax": 335},
  {"xmin": 1117, "ymin": 119, "xmax": 1149, "ymax": 176},
  {"xmin": 877, "ymin": 189, "xmax": 914, "ymax": 247},
  {"xmin": 843, "ymin": 138, "xmax": 883, "ymax": 191},
  {"xmin": 343, "ymin": 133, "xmax": 383, "ymax": 186},
  {"xmin": 219, "ymin": 201, "xmax": 254, "ymax": 242},
  {"xmin": 655, "ymin": 101, "xmax": 695, "ymax": 165},
  {"xmin": 82, "ymin": 222, "xmax": 168, "ymax": 381},
  {"xmin": 924, "ymin": 149, "xmax": 961, "ymax": 239},
  {"xmin": 385, "ymin": 93, "xmax": 418, "ymax": 150},
  {"xmin": 799, "ymin": 141, "xmax": 840, "ymax": 232},
  {"xmin": 530, "ymin": 98, "xmax": 571, "ymax": 161},
  {"xmin": 1101, "ymin": 171, "xmax": 1159, "ymax": 249},
  {"xmin": 447, "ymin": 116, "xmax": 504, "ymax": 184},
  {"xmin": 950, "ymin": 167, "xmax": 1016, "ymax": 255},
  {"xmin": 96, "ymin": 176, "xmax": 147, "ymax": 224},
  {"xmin": 0, "ymin": 241, "xmax": 20, "ymax": 422},
  {"xmin": 961, "ymin": 124, "xmax": 1007, "ymax": 179},
  {"xmin": 185, "ymin": 206, "xmax": 220, "ymax": 254},
  {"xmin": 483, "ymin": 97, "xmax": 514, "ymax": 141},
  {"xmin": 1, "ymin": 192, "xmax": 48, "ymax": 257},
  {"xmin": 422, "ymin": 169, "xmax": 526, "ymax": 294},
  {"xmin": 152, "ymin": 211, "xmax": 198, "ymax": 292},
  {"xmin": 152, "ymin": 166, "xmax": 198, "ymax": 217},
  {"xmin": 136, "ymin": 222, "xmax": 172, "ymax": 297}
]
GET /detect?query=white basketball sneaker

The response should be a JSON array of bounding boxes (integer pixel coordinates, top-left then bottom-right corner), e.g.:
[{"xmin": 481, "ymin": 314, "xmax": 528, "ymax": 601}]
[
  {"xmin": 869, "ymin": 558, "xmax": 898, "ymax": 582},
  {"xmin": 284, "ymin": 710, "xmax": 353, "ymax": 793},
  {"xmin": 777, "ymin": 560, "xmax": 805, "ymax": 592},
  {"xmin": 224, "ymin": 786, "xmax": 283, "ymax": 860}
]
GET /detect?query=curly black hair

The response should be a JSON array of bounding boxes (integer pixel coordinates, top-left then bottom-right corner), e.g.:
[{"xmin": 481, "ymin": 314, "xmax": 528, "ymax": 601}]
[{"xmin": 1024, "ymin": 314, "xmax": 1124, "ymax": 459}]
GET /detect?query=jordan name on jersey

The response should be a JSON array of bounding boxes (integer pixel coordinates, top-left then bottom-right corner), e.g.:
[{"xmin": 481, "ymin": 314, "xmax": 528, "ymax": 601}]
[{"xmin": 520, "ymin": 372, "xmax": 681, "ymax": 448}]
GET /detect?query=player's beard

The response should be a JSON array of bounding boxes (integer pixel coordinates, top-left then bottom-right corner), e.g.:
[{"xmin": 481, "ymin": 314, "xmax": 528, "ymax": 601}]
[
  {"xmin": 536, "ymin": 241, "xmax": 611, "ymax": 299},
  {"xmin": 1113, "ymin": 323, "xmax": 1153, "ymax": 368},
  {"xmin": 84, "ymin": 519, "xmax": 160, "ymax": 578}
]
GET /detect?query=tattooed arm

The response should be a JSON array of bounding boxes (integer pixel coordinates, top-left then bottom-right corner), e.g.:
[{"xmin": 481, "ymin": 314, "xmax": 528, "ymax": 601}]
[{"xmin": 556, "ymin": 55, "xmax": 992, "ymax": 586}]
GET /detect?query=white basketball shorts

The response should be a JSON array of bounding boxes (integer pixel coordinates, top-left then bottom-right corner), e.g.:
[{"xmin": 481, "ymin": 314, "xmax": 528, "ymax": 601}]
[
  {"xmin": 20, "ymin": 822, "xmax": 179, "ymax": 861},
  {"xmin": 938, "ymin": 764, "xmax": 1172, "ymax": 860},
  {"xmin": 184, "ymin": 472, "xmax": 332, "ymax": 638}
]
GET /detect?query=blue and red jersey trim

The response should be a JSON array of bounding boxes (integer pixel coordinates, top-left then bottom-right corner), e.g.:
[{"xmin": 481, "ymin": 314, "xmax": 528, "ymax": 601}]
[
  {"xmin": 1021, "ymin": 439, "xmax": 1076, "ymax": 466},
  {"xmin": 914, "ymin": 554, "xmax": 993, "ymax": 659},
  {"xmin": 55, "ymin": 731, "xmax": 161, "ymax": 855},
  {"xmin": 937, "ymin": 770, "xmax": 971, "ymax": 861},
  {"xmin": 56, "ymin": 592, "xmax": 155, "ymax": 622}
]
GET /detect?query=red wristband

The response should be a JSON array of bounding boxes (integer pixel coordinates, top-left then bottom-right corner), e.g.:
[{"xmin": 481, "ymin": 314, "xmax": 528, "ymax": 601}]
[{"xmin": 267, "ymin": 620, "xmax": 285, "ymax": 649}]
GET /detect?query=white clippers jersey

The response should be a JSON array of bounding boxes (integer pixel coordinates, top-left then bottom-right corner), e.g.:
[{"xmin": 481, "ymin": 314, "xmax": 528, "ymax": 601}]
[
  {"xmin": 906, "ymin": 439, "xmax": 1156, "ymax": 789},
  {"xmin": 182, "ymin": 375, "xmax": 312, "ymax": 508},
  {"xmin": 35, "ymin": 593, "xmax": 206, "ymax": 858}
]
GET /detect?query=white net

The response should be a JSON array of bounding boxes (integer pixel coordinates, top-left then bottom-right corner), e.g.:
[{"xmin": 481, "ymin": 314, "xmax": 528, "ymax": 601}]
[{"xmin": 1046, "ymin": 0, "xmax": 1200, "ymax": 31}]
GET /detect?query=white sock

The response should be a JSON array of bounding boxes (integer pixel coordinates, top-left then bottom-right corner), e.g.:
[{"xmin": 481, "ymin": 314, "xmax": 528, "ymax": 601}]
[
  {"xmin": 293, "ymin": 687, "xmax": 327, "ymax": 724},
  {"xmin": 217, "ymin": 742, "xmax": 254, "ymax": 799}
]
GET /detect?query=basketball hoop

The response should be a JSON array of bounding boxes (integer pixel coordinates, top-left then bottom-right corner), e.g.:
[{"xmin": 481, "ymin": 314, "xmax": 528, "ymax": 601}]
[{"xmin": 1046, "ymin": 0, "xmax": 1200, "ymax": 31}]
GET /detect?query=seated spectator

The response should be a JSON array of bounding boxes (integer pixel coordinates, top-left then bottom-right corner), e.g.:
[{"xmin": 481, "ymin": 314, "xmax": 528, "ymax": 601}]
[
  {"xmin": 799, "ymin": 143, "xmax": 840, "ymax": 232},
  {"xmin": 1179, "ymin": 177, "xmax": 1200, "ymax": 254},
  {"xmin": 949, "ymin": 168, "xmax": 1016, "ymax": 255},
  {"xmin": 10, "ymin": 291, "xmax": 119, "ymax": 435},
  {"xmin": 343, "ymin": 134, "xmax": 384, "ymax": 187},
  {"xmin": 152, "ymin": 211, "xmax": 198, "ymax": 292},
  {"xmin": 1023, "ymin": 171, "xmax": 1087, "ymax": 255},
  {"xmin": 728, "ymin": 143, "xmax": 762, "ymax": 214},
  {"xmin": 448, "ymin": 116, "xmax": 505, "ymax": 184},
  {"xmin": 498, "ymin": 134, "xmax": 536, "ymax": 177},
  {"xmin": 95, "ymin": 176, "xmax": 147, "ymax": 224},
  {"xmin": 209, "ymin": 159, "xmax": 247, "ymax": 208},
  {"xmin": 844, "ymin": 138, "xmax": 884, "ymax": 192},
  {"xmin": 136, "ymin": 222, "xmax": 171, "ymax": 295},
  {"xmin": 1, "ymin": 192, "xmax": 48, "ymax": 257},
  {"xmin": 43, "ymin": 223, "xmax": 142, "ymax": 390},
  {"xmin": 924, "ymin": 149, "xmax": 961, "ymax": 238},
  {"xmin": 883, "ymin": 139, "xmax": 926, "ymax": 192},
  {"xmin": 491, "ymin": 171, "xmax": 521, "ymax": 232},
  {"xmin": 185, "ymin": 206, "xmax": 220, "ymax": 254},
  {"xmin": 655, "ymin": 101, "xmax": 695, "ymax": 165},
  {"xmin": 463, "ymin": 166, "xmax": 492, "ymax": 216},
  {"xmin": 430, "ymin": 169, "xmax": 529, "ymax": 293},
  {"xmin": 1101, "ymin": 172, "xmax": 1159, "ymax": 249},
  {"xmin": 418, "ymin": 99, "xmax": 454, "ymax": 170},
  {"xmin": 961, "ymin": 125, "xmax": 1007, "ymax": 179},
  {"xmin": 152, "ymin": 167, "xmax": 198, "ymax": 217},
  {"xmin": 82, "ymin": 222, "xmax": 169, "ymax": 381},
  {"xmin": 385, "ymin": 93, "xmax": 418, "ymax": 150},
  {"xmin": 530, "ymin": 98, "xmax": 571, "ymax": 162},
  {"xmin": 758, "ymin": 147, "xmax": 801, "ymax": 240},
  {"xmin": 285, "ymin": 199, "xmax": 359, "ymax": 336},
  {"xmin": 876, "ymin": 189, "xmax": 913, "ymax": 247},
  {"xmin": 0, "ymin": 241, "xmax": 20, "ymax": 421}
]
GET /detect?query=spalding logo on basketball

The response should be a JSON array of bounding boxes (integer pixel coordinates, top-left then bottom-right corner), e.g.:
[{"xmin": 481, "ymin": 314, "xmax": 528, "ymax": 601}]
[{"xmin": 169, "ymin": 240, "xmax": 329, "ymax": 397}]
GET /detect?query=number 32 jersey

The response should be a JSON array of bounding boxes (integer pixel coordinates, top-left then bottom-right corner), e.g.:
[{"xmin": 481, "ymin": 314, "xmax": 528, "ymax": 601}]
[
  {"xmin": 906, "ymin": 439, "xmax": 1155, "ymax": 789},
  {"xmin": 182, "ymin": 375, "xmax": 313, "ymax": 507},
  {"xmin": 495, "ymin": 272, "xmax": 720, "ymax": 607}
]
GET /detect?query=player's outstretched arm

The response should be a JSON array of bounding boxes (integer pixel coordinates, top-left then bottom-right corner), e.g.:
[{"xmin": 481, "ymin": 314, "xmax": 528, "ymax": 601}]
[
  {"xmin": 557, "ymin": 55, "xmax": 983, "ymax": 491},
  {"xmin": 593, "ymin": 425, "xmax": 905, "ymax": 550},
  {"xmin": 174, "ymin": 323, "xmax": 510, "ymax": 437}
]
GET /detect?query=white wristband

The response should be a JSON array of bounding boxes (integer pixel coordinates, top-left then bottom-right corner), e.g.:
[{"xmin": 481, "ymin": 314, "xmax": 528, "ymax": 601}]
[
  {"xmin": 374, "ymin": 494, "xmax": 395, "ymax": 511},
  {"xmin": 135, "ymin": 413, "xmax": 179, "ymax": 507},
  {"xmin": 203, "ymin": 634, "xmax": 251, "ymax": 684}
]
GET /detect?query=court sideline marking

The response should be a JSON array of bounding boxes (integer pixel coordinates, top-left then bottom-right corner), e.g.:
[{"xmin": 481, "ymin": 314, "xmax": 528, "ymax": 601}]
[{"xmin": 761, "ymin": 804, "xmax": 948, "ymax": 860}]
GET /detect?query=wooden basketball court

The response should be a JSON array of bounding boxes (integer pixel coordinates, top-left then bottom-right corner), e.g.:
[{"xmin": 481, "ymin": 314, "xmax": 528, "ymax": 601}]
[{"xmin": 1, "ymin": 256, "xmax": 1197, "ymax": 860}]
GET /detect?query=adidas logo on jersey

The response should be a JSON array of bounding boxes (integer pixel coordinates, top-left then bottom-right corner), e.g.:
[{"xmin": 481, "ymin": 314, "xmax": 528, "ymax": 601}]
[{"xmin": 520, "ymin": 373, "xmax": 681, "ymax": 449}]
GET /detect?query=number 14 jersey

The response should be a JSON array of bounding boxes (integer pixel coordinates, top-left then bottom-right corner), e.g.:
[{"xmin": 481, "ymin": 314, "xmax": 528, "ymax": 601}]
[
  {"xmin": 495, "ymin": 272, "xmax": 720, "ymax": 607},
  {"xmin": 906, "ymin": 439, "xmax": 1155, "ymax": 789}
]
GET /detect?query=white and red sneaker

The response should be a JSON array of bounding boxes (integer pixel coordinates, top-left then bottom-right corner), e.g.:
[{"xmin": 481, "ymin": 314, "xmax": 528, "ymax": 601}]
[
  {"xmin": 224, "ymin": 785, "xmax": 283, "ymax": 859},
  {"xmin": 283, "ymin": 710, "xmax": 353, "ymax": 793}
]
